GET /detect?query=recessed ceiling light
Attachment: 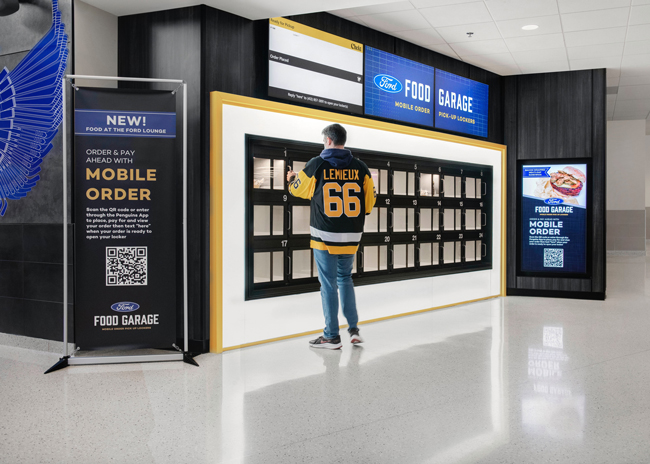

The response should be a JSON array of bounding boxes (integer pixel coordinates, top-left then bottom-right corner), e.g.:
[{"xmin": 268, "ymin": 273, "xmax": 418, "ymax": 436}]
[{"xmin": 522, "ymin": 25, "xmax": 539, "ymax": 30}]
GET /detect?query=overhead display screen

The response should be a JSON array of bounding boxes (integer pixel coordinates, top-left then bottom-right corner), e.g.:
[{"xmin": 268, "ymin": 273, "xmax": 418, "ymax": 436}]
[
  {"xmin": 364, "ymin": 46, "xmax": 434, "ymax": 127},
  {"xmin": 435, "ymin": 69, "xmax": 488, "ymax": 138},
  {"xmin": 520, "ymin": 163, "xmax": 588, "ymax": 275},
  {"xmin": 268, "ymin": 17, "xmax": 363, "ymax": 114}
]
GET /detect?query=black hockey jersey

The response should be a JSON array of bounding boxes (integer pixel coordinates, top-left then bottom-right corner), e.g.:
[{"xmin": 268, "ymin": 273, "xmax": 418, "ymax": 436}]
[{"xmin": 289, "ymin": 148, "xmax": 376, "ymax": 254}]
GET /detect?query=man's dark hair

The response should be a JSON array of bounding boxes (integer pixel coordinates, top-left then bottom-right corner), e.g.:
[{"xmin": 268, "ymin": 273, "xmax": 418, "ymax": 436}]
[{"xmin": 322, "ymin": 124, "xmax": 347, "ymax": 147}]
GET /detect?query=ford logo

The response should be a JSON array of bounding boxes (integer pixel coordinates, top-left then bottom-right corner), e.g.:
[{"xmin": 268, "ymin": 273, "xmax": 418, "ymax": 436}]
[
  {"xmin": 111, "ymin": 302, "xmax": 140, "ymax": 312},
  {"xmin": 374, "ymin": 74, "xmax": 403, "ymax": 93},
  {"xmin": 544, "ymin": 198, "xmax": 564, "ymax": 205}
]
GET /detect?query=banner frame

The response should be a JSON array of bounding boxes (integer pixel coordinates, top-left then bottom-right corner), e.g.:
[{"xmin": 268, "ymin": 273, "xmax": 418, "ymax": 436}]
[{"xmin": 46, "ymin": 75, "xmax": 193, "ymax": 373}]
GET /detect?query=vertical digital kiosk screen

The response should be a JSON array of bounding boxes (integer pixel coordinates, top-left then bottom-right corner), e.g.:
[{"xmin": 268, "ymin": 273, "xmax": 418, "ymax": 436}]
[
  {"xmin": 434, "ymin": 69, "xmax": 488, "ymax": 138},
  {"xmin": 268, "ymin": 17, "xmax": 363, "ymax": 114},
  {"xmin": 520, "ymin": 163, "xmax": 588, "ymax": 275},
  {"xmin": 364, "ymin": 46, "xmax": 434, "ymax": 127}
]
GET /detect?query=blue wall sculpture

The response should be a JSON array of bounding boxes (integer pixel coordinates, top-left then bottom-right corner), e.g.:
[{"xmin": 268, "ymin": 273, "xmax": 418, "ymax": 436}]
[{"xmin": 0, "ymin": 0, "xmax": 68, "ymax": 216}]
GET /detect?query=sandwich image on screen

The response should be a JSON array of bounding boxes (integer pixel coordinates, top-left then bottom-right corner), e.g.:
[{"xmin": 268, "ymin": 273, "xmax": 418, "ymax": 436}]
[{"xmin": 268, "ymin": 17, "xmax": 363, "ymax": 114}]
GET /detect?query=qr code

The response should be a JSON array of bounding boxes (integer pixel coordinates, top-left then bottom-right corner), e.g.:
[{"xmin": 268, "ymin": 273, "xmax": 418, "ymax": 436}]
[
  {"xmin": 543, "ymin": 326, "xmax": 564, "ymax": 349},
  {"xmin": 106, "ymin": 247, "xmax": 148, "ymax": 286},
  {"xmin": 543, "ymin": 248, "xmax": 563, "ymax": 268}
]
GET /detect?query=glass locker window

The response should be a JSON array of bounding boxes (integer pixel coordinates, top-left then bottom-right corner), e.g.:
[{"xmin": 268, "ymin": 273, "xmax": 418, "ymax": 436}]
[
  {"xmin": 420, "ymin": 173, "xmax": 432, "ymax": 196},
  {"xmin": 466, "ymin": 209, "xmax": 475, "ymax": 230},
  {"xmin": 465, "ymin": 241, "xmax": 476, "ymax": 262},
  {"xmin": 352, "ymin": 253, "xmax": 357, "ymax": 274},
  {"xmin": 407, "ymin": 208, "xmax": 415, "ymax": 232},
  {"xmin": 444, "ymin": 175, "xmax": 455, "ymax": 198},
  {"xmin": 432, "ymin": 242, "xmax": 440, "ymax": 265},
  {"xmin": 273, "ymin": 159, "xmax": 285, "ymax": 190},
  {"xmin": 254, "ymin": 205, "xmax": 270, "ymax": 236},
  {"xmin": 476, "ymin": 240, "xmax": 482, "ymax": 261},
  {"xmin": 394, "ymin": 171, "xmax": 407, "ymax": 195},
  {"xmin": 292, "ymin": 160, "xmax": 306, "ymax": 173},
  {"xmin": 466, "ymin": 177, "xmax": 476, "ymax": 198},
  {"xmin": 379, "ymin": 208, "xmax": 388, "ymax": 232},
  {"xmin": 370, "ymin": 169, "xmax": 379, "ymax": 193},
  {"xmin": 272, "ymin": 251, "xmax": 284, "ymax": 280},
  {"xmin": 364, "ymin": 246, "xmax": 379, "ymax": 272},
  {"xmin": 364, "ymin": 207, "xmax": 379, "ymax": 233},
  {"xmin": 443, "ymin": 242, "xmax": 455, "ymax": 264},
  {"xmin": 394, "ymin": 244, "xmax": 407, "ymax": 269},
  {"xmin": 444, "ymin": 208, "xmax": 455, "ymax": 230},
  {"xmin": 476, "ymin": 178, "xmax": 482, "ymax": 198},
  {"xmin": 433, "ymin": 174, "xmax": 440, "ymax": 197},
  {"xmin": 292, "ymin": 205, "xmax": 311, "ymax": 234},
  {"xmin": 253, "ymin": 158, "xmax": 271, "ymax": 189},
  {"xmin": 254, "ymin": 252, "xmax": 271, "ymax": 283},
  {"xmin": 420, "ymin": 243, "xmax": 431, "ymax": 266},
  {"xmin": 407, "ymin": 172, "xmax": 415, "ymax": 196},
  {"xmin": 455, "ymin": 209, "xmax": 462, "ymax": 231},
  {"xmin": 455, "ymin": 177, "xmax": 462, "ymax": 198},
  {"xmin": 476, "ymin": 210, "xmax": 482, "ymax": 230},
  {"xmin": 292, "ymin": 249, "xmax": 312, "ymax": 279},
  {"xmin": 455, "ymin": 242, "xmax": 462, "ymax": 263},
  {"xmin": 272, "ymin": 206, "xmax": 284, "ymax": 235},
  {"xmin": 407, "ymin": 244, "xmax": 415, "ymax": 268},
  {"xmin": 380, "ymin": 246, "xmax": 388, "ymax": 270},
  {"xmin": 433, "ymin": 208, "xmax": 439, "ymax": 231},
  {"xmin": 420, "ymin": 208, "xmax": 432, "ymax": 231},
  {"xmin": 380, "ymin": 170, "xmax": 388, "ymax": 195},
  {"xmin": 394, "ymin": 208, "xmax": 407, "ymax": 232}
]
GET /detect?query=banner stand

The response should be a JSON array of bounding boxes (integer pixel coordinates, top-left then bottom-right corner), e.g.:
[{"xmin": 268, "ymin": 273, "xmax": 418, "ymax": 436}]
[{"xmin": 45, "ymin": 75, "xmax": 196, "ymax": 374}]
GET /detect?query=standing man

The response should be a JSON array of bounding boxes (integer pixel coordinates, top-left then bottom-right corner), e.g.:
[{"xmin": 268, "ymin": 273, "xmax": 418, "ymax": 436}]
[{"xmin": 287, "ymin": 124, "xmax": 376, "ymax": 349}]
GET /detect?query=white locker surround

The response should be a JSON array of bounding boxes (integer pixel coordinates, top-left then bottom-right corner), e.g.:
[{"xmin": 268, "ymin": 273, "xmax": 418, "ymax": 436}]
[{"xmin": 212, "ymin": 94, "xmax": 505, "ymax": 351}]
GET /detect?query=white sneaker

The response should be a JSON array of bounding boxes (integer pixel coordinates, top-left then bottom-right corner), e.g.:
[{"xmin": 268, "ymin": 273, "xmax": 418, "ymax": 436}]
[{"xmin": 349, "ymin": 328, "xmax": 364, "ymax": 344}]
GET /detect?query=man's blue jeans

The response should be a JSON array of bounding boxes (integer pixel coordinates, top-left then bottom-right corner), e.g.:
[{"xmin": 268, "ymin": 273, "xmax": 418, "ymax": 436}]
[{"xmin": 313, "ymin": 249, "xmax": 358, "ymax": 339}]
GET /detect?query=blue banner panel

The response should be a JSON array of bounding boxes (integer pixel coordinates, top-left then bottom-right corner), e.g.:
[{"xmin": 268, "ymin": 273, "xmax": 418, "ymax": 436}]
[
  {"xmin": 364, "ymin": 46, "xmax": 434, "ymax": 127},
  {"xmin": 520, "ymin": 164, "xmax": 588, "ymax": 274},
  {"xmin": 434, "ymin": 69, "xmax": 488, "ymax": 137},
  {"xmin": 75, "ymin": 110, "xmax": 176, "ymax": 138}
]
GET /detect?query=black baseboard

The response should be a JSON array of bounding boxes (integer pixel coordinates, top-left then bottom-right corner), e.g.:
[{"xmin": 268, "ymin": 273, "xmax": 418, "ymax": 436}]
[
  {"xmin": 506, "ymin": 288, "xmax": 606, "ymax": 301},
  {"xmin": 188, "ymin": 338, "xmax": 210, "ymax": 354}
]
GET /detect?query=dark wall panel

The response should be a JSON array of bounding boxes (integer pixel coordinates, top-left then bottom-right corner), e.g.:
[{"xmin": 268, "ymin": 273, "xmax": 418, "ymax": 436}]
[{"xmin": 505, "ymin": 69, "xmax": 606, "ymax": 299}]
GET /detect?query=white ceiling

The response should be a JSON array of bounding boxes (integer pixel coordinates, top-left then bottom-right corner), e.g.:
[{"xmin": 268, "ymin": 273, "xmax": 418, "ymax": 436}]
[{"xmin": 84, "ymin": 0, "xmax": 650, "ymax": 125}]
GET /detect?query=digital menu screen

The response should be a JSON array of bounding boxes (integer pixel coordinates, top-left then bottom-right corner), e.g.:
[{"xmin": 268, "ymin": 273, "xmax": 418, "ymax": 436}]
[
  {"xmin": 364, "ymin": 46, "xmax": 434, "ymax": 127},
  {"xmin": 520, "ymin": 163, "xmax": 588, "ymax": 275},
  {"xmin": 434, "ymin": 69, "xmax": 488, "ymax": 138},
  {"xmin": 268, "ymin": 17, "xmax": 363, "ymax": 114}
]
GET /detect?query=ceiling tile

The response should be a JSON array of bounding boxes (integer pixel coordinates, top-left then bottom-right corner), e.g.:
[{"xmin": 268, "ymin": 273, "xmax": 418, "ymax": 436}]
[
  {"xmin": 450, "ymin": 38, "xmax": 510, "ymax": 56},
  {"xmin": 426, "ymin": 43, "xmax": 462, "ymax": 59},
  {"xmin": 435, "ymin": 22, "xmax": 502, "ymax": 42},
  {"xmin": 345, "ymin": 16, "xmax": 368, "ymax": 26},
  {"xmin": 619, "ymin": 74, "xmax": 650, "ymax": 85},
  {"xmin": 484, "ymin": 0, "xmax": 558, "ymax": 21},
  {"xmin": 607, "ymin": 75, "xmax": 621, "ymax": 87},
  {"xmin": 328, "ymin": 9, "xmax": 357, "ymax": 18},
  {"xmin": 495, "ymin": 15, "xmax": 563, "ymax": 38},
  {"xmin": 567, "ymin": 43, "xmax": 625, "ymax": 60},
  {"xmin": 411, "ymin": 0, "xmax": 479, "ymax": 7},
  {"xmin": 393, "ymin": 28, "xmax": 447, "ymax": 46},
  {"xmin": 462, "ymin": 52, "xmax": 518, "ymax": 67},
  {"xmin": 358, "ymin": 9, "xmax": 430, "ymax": 32},
  {"xmin": 563, "ymin": 27, "xmax": 627, "ymax": 48},
  {"xmin": 511, "ymin": 48, "xmax": 567, "ymax": 64},
  {"xmin": 558, "ymin": 0, "xmax": 632, "ymax": 14},
  {"xmin": 419, "ymin": 2, "xmax": 492, "ymax": 27},
  {"xmin": 613, "ymin": 98, "xmax": 650, "ymax": 111},
  {"xmin": 630, "ymin": 5, "xmax": 650, "ymax": 25},
  {"xmin": 608, "ymin": 68, "xmax": 622, "ymax": 77},
  {"xmin": 617, "ymin": 84, "xmax": 650, "ymax": 100},
  {"xmin": 624, "ymin": 40, "xmax": 650, "ymax": 55},
  {"xmin": 560, "ymin": 8, "xmax": 630, "ymax": 32},
  {"xmin": 626, "ymin": 24, "xmax": 650, "ymax": 41},
  {"xmin": 613, "ymin": 113, "xmax": 650, "ymax": 120},
  {"xmin": 633, "ymin": 0, "xmax": 650, "ymax": 4},
  {"xmin": 621, "ymin": 53, "xmax": 650, "ymax": 69},
  {"xmin": 329, "ymin": 2, "xmax": 414, "ymax": 17},
  {"xmin": 607, "ymin": 94, "xmax": 618, "ymax": 105},
  {"xmin": 518, "ymin": 59, "xmax": 570, "ymax": 74},
  {"xmin": 504, "ymin": 33, "xmax": 565, "ymax": 52},
  {"xmin": 570, "ymin": 56, "xmax": 622, "ymax": 70}
]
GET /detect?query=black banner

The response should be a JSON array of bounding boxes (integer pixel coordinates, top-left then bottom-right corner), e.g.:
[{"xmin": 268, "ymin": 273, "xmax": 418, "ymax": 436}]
[{"xmin": 74, "ymin": 88, "xmax": 178, "ymax": 351}]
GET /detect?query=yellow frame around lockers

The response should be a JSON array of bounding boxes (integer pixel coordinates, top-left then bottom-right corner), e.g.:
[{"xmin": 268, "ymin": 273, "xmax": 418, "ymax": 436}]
[{"xmin": 209, "ymin": 91, "xmax": 507, "ymax": 354}]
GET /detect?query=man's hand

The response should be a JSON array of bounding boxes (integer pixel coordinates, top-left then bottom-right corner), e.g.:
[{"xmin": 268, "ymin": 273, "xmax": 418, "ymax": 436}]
[{"xmin": 287, "ymin": 170, "xmax": 297, "ymax": 182}]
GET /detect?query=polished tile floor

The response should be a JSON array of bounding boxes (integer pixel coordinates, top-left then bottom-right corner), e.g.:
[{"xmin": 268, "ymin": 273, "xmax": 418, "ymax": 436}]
[{"xmin": 2, "ymin": 255, "xmax": 650, "ymax": 463}]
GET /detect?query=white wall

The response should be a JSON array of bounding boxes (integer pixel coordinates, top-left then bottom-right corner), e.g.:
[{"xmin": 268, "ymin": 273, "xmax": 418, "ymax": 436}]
[
  {"xmin": 74, "ymin": 0, "xmax": 117, "ymax": 88},
  {"xmin": 646, "ymin": 133, "xmax": 650, "ymax": 208},
  {"xmin": 607, "ymin": 120, "xmax": 647, "ymax": 211}
]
